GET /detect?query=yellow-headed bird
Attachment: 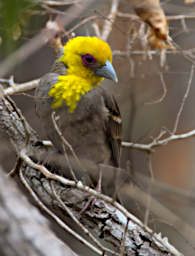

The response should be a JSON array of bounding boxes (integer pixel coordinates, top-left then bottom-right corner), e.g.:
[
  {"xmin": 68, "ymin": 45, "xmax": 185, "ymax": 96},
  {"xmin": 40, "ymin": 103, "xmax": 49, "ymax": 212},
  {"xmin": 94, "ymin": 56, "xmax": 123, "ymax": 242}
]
[{"xmin": 35, "ymin": 36, "xmax": 122, "ymax": 175}]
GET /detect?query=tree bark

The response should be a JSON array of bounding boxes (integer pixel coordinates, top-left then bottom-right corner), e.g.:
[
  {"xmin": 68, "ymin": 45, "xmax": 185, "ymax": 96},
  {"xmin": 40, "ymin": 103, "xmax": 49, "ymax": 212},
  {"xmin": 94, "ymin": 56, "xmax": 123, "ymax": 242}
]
[{"xmin": 0, "ymin": 94, "xmax": 182, "ymax": 255}]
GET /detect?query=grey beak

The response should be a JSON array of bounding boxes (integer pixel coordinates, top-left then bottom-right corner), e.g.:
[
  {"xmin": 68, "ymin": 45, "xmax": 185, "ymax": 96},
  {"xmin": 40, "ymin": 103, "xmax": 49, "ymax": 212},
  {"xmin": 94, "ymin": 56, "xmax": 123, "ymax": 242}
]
[{"xmin": 95, "ymin": 60, "xmax": 118, "ymax": 83}]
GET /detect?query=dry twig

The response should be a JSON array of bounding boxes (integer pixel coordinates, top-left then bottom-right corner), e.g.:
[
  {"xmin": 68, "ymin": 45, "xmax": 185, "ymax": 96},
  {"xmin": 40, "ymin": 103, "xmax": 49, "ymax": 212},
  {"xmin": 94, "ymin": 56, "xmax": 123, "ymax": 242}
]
[
  {"xmin": 101, "ymin": 0, "xmax": 120, "ymax": 41},
  {"xmin": 122, "ymin": 129, "xmax": 195, "ymax": 152},
  {"xmin": 1, "ymin": 78, "xmax": 40, "ymax": 96},
  {"xmin": 41, "ymin": 0, "xmax": 81, "ymax": 6},
  {"xmin": 145, "ymin": 72, "xmax": 167, "ymax": 104},
  {"xmin": 172, "ymin": 65, "xmax": 194, "ymax": 133}
]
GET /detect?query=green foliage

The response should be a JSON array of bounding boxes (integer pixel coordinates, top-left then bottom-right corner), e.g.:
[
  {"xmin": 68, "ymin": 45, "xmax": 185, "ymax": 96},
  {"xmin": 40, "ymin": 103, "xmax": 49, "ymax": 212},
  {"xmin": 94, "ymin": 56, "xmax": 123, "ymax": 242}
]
[{"xmin": 0, "ymin": 0, "xmax": 36, "ymax": 51}]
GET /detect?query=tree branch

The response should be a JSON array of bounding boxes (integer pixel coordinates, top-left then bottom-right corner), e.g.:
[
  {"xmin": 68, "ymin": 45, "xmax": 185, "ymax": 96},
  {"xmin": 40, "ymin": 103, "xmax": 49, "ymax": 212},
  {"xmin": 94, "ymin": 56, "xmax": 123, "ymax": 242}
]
[
  {"xmin": 122, "ymin": 129, "xmax": 195, "ymax": 152},
  {"xmin": 0, "ymin": 90, "xmax": 183, "ymax": 255}
]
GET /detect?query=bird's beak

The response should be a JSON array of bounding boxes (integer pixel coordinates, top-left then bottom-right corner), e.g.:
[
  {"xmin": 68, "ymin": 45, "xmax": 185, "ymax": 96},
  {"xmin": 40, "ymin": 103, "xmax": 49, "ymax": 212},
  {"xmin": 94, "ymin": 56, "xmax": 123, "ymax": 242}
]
[{"xmin": 95, "ymin": 60, "xmax": 118, "ymax": 83}]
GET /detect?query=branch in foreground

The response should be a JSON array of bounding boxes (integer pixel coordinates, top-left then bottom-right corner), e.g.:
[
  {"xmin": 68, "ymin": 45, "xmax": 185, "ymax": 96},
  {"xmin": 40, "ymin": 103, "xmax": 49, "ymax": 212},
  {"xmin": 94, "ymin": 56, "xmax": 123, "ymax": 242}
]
[
  {"xmin": 19, "ymin": 168, "xmax": 105, "ymax": 256},
  {"xmin": 20, "ymin": 150, "xmax": 183, "ymax": 256},
  {"xmin": 0, "ymin": 167, "xmax": 78, "ymax": 256},
  {"xmin": 1, "ymin": 78, "xmax": 40, "ymax": 96},
  {"xmin": 0, "ymin": 90, "xmax": 184, "ymax": 255}
]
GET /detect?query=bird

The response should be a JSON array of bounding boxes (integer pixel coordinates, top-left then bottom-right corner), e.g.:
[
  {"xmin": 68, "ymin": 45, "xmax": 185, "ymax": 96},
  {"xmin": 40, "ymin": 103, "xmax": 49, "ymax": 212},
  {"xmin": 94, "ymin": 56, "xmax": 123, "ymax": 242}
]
[{"xmin": 35, "ymin": 36, "xmax": 122, "ymax": 186}]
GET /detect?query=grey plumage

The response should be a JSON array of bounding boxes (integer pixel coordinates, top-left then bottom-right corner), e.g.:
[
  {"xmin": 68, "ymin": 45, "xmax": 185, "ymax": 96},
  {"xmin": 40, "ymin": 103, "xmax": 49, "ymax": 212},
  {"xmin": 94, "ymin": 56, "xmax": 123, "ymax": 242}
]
[{"xmin": 35, "ymin": 60, "xmax": 122, "ymax": 183}]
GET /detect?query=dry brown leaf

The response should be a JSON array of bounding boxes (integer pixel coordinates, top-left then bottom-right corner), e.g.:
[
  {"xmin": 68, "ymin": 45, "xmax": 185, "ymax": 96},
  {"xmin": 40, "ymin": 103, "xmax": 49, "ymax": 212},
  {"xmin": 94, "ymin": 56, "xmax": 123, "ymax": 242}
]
[
  {"xmin": 129, "ymin": 0, "xmax": 172, "ymax": 49},
  {"xmin": 185, "ymin": 0, "xmax": 195, "ymax": 4}
]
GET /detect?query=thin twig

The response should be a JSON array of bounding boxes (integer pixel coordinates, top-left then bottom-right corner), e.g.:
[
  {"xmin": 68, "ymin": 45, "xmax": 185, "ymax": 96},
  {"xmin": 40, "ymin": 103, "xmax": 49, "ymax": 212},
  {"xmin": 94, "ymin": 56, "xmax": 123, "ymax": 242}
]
[
  {"xmin": 122, "ymin": 128, "xmax": 195, "ymax": 152},
  {"xmin": 117, "ymin": 12, "xmax": 195, "ymax": 21},
  {"xmin": 51, "ymin": 111, "xmax": 86, "ymax": 182},
  {"xmin": 172, "ymin": 64, "xmax": 194, "ymax": 134},
  {"xmin": 41, "ymin": 0, "xmax": 81, "ymax": 6},
  {"xmin": 2, "ymin": 78, "xmax": 40, "ymax": 96},
  {"xmin": 51, "ymin": 112, "xmax": 78, "ymax": 182},
  {"xmin": 144, "ymin": 153, "xmax": 154, "ymax": 226},
  {"xmin": 92, "ymin": 22, "xmax": 101, "ymax": 38},
  {"xmin": 66, "ymin": 15, "xmax": 98, "ymax": 36},
  {"xmin": 8, "ymin": 157, "xmax": 23, "ymax": 178},
  {"xmin": 167, "ymin": 14, "xmax": 195, "ymax": 20},
  {"xmin": 101, "ymin": 0, "xmax": 120, "ymax": 41},
  {"xmin": 113, "ymin": 48, "xmax": 195, "ymax": 57},
  {"xmin": 145, "ymin": 72, "xmax": 167, "ymax": 105}
]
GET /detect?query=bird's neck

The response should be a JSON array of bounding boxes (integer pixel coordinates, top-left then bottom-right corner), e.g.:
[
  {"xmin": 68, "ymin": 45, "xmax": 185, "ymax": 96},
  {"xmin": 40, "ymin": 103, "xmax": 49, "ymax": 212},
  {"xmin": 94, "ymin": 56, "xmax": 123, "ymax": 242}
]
[
  {"xmin": 67, "ymin": 66, "xmax": 104, "ymax": 87},
  {"xmin": 49, "ymin": 74, "xmax": 102, "ymax": 112}
]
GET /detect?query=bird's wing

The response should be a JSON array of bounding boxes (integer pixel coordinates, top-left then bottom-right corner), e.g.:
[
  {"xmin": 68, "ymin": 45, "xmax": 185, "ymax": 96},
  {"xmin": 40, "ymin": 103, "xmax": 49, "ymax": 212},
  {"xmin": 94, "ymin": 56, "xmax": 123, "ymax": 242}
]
[
  {"xmin": 35, "ymin": 60, "xmax": 67, "ymax": 118},
  {"xmin": 102, "ymin": 90, "xmax": 122, "ymax": 167},
  {"xmin": 35, "ymin": 73, "xmax": 59, "ymax": 118},
  {"xmin": 50, "ymin": 60, "xmax": 67, "ymax": 75}
]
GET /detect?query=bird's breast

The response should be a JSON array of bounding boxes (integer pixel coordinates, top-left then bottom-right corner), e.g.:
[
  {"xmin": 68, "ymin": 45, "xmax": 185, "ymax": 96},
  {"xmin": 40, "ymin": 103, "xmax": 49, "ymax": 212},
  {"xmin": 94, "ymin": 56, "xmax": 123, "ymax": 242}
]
[{"xmin": 55, "ymin": 91, "xmax": 111, "ymax": 165}]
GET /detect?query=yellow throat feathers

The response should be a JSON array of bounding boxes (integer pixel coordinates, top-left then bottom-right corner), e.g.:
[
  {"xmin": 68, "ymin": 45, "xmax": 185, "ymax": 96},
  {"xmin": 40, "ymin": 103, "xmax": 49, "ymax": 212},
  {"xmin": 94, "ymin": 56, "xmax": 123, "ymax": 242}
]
[
  {"xmin": 48, "ymin": 36, "xmax": 112, "ymax": 112},
  {"xmin": 49, "ymin": 75, "xmax": 100, "ymax": 112}
]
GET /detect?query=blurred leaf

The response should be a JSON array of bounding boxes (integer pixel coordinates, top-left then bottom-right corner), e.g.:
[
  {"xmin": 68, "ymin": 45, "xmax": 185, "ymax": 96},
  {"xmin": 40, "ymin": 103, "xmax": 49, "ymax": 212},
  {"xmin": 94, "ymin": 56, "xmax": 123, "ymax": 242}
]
[
  {"xmin": 185, "ymin": 0, "xmax": 195, "ymax": 3},
  {"xmin": 0, "ymin": 0, "xmax": 35, "ymax": 50},
  {"xmin": 12, "ymin": 24, "xmax": 22, "ymax": 41}
]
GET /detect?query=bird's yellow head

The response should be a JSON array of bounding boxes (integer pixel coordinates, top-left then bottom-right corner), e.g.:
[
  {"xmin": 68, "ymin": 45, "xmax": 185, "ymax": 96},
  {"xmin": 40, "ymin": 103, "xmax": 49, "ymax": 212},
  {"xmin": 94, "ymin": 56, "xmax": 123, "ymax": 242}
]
[{"xmin": 49, "ymin": 36, "xmax": 118, "ymax": 112}]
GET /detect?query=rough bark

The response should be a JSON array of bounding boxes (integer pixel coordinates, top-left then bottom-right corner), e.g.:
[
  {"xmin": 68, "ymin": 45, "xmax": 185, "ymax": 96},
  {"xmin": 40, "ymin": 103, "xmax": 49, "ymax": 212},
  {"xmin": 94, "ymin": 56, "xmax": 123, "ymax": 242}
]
[{"xmin": 0, "ymin": 94, "xmax": 182, "ymax": 255}]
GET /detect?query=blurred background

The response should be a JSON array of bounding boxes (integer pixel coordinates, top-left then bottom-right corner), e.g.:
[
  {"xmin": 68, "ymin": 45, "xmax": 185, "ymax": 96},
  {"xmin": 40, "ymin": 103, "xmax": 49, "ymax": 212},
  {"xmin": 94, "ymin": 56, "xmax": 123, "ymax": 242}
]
[{"xmin": 0, "ymin": 0, "xmax": 195, "ymax": 255}]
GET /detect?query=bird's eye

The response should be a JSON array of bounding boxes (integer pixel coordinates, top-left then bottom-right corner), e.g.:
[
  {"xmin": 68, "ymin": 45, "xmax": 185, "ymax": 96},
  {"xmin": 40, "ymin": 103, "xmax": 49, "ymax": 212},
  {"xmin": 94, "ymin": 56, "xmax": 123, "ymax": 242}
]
[{"xmin": 82, "ymin": 54, "xmax": 96, "ymax": 67}]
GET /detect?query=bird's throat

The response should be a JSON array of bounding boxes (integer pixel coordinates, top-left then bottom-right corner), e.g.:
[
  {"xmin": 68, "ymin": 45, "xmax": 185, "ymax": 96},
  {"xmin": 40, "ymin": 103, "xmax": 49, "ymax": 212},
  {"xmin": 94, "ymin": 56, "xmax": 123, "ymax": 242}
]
[{"xmin": 49, "ymin": 75, "xmax": 99, "ymax": 112}]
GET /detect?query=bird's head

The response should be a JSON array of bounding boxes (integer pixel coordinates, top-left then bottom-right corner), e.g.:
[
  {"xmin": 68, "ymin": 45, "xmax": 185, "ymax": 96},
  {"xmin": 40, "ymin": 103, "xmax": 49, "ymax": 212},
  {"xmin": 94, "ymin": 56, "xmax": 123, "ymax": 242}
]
[
  {"xmin": 49, "ymin": 37, "xmax": 118, "ymax": 112},
  {"xmin": 58, "ymin": 36, "xmax": 118, "ymax": 85}
]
